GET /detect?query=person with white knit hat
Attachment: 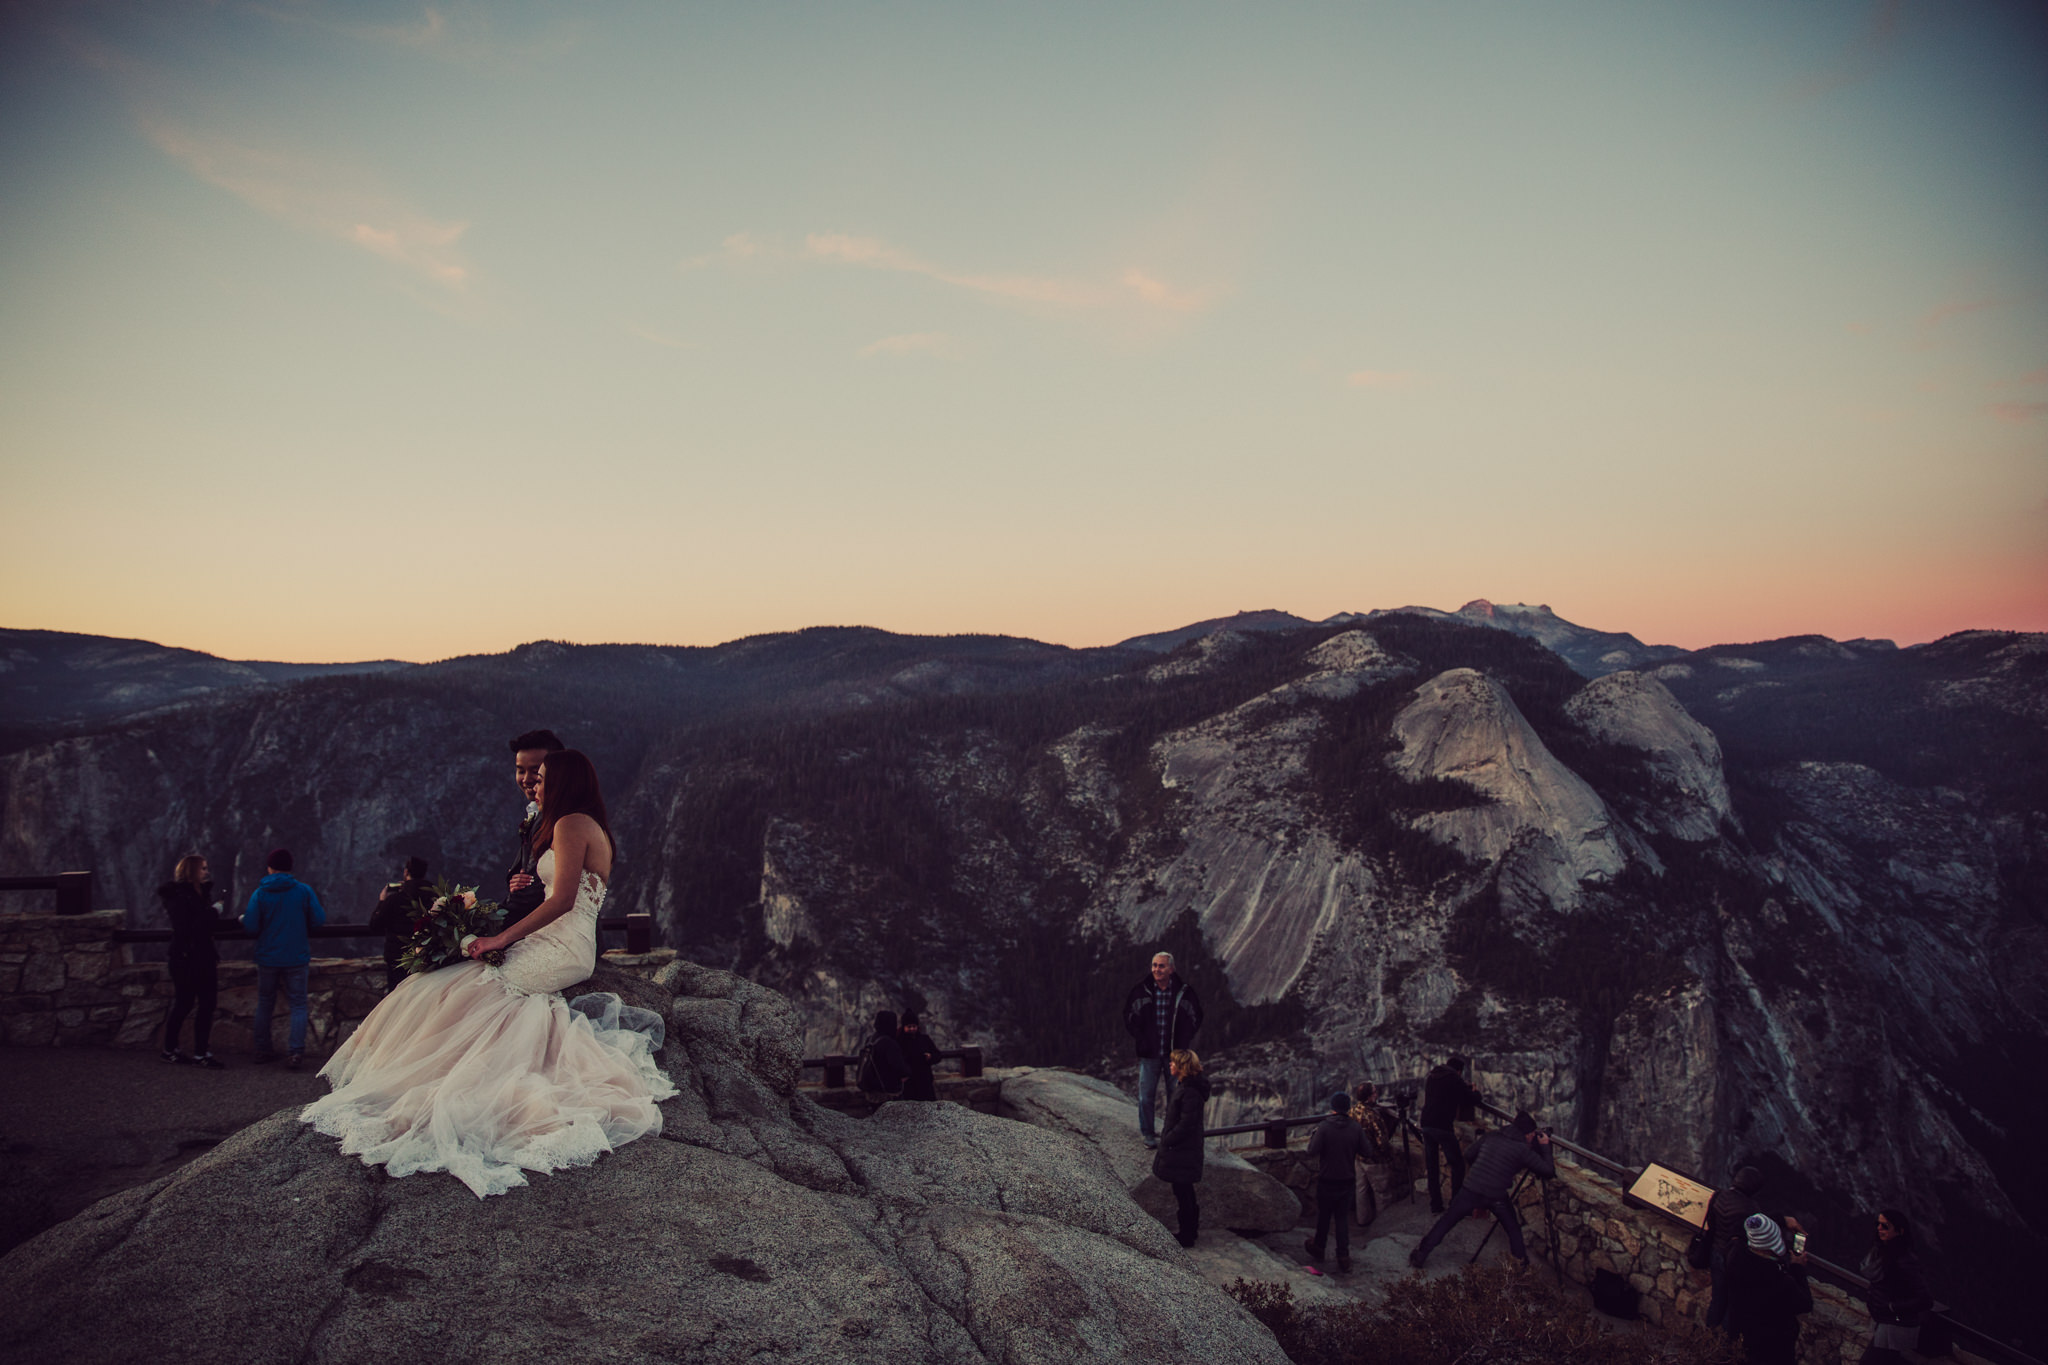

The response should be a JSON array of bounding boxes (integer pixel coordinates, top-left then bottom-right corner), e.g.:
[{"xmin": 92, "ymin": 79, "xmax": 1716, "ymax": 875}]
[{"xmin": 1722, "ymin": 1210, "xmax": 1814, "ymax": 1364}]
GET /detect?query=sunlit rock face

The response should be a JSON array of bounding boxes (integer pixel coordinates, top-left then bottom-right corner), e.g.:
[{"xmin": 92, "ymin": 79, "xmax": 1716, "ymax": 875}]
[
  {"xmin": 1389, "ymin": 667, "xmax": 1625, "ymax": 900},
  {"xmin": 1563, "ymin": 671, "xmax": 1731, "ymax": 841}
]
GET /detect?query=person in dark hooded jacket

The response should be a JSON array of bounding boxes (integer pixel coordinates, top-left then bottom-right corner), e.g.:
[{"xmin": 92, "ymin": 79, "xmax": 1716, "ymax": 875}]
[
  {"xmin": 859, "ymin": 1011, "xmax": 911, "ymax": 1103},
  {"xmin": 1858, "ymin": 1208, "xmax": 1934, "ymax": 1364},
  {"xmin": 1419, "ymin": 1054, "xmax": 1481, "ymax": 1213},
  {"xmin": 1303, "ymin": 1092, "xmax": 1371, "ymax": 1271},
  {"xmin": 157, "ymin": 854, "xmax": 228, "ymax": 1068},
  {"xmin": 1151, "ymin": 1049, "xmax": 1210, "ymax": 1248},
  {"xmin": 897, "ymin": 1010, "xmax": 942, "ymax": 1101}
]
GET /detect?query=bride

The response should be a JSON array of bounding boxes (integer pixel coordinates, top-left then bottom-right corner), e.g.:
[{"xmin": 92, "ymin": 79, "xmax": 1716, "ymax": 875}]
[{"xmin": 301, "ymin": 749, "xmax": 676, "ymax": 1197}]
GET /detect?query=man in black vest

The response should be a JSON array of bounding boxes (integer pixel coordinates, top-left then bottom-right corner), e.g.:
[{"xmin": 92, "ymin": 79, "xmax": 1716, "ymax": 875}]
[{"xmin": 505, "ymin": 729, "xmax": 565, "ymax": 926}]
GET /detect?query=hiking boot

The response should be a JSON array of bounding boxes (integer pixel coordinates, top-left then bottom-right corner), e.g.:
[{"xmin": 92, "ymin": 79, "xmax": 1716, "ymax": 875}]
[
  {"xmin": 1302, "ymin": 1238, "xmax": 1324, "ymax": 1262},
  {"xmin": 1142, "ymin": 1136, "xmax": 1158, "ymax": 1149},
  {"xmin": 286, "ymin": 1052, "xmax": 304, "ymax": 1071},
  {"xmin": 192, "ymin": 1053, "xmax": 225, "ymax": 1070},
  {"xmin": 1337, "ymin": 1254, "xmax": 1352, "ymax": 1273},
  {"xmin": 160, "ymin": 1049, "xmax": 188, "ymax": 1065},
  {"xmin": 1407, "ymin": 1248, "xmax": 1428, "ymax": 1270}
]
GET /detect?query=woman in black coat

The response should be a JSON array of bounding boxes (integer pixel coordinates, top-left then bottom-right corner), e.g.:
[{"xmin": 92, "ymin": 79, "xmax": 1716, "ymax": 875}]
[
  {"xmin": 156, "ymin": 854, "xmax": 226, "ymax": 1069},
  {"xmin": 1859, "ymin": 1208, "xmax": 1934, "ymax": 1364},
  {"xmin": 898, "ymin": 1010, "xmax": 942, "ymax": 1101},
  {"xmin": 1151, "ymin": 1048, "xmax": 1211, "ymax": 1248}
]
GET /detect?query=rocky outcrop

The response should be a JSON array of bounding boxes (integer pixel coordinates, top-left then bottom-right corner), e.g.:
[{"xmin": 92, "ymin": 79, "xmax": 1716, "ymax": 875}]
[
  {"xmin": 0, "ymin": 961, "xmax": 1288, "ymax": 1365},
  {"xmin": 1388, "ymin": 667, "xmax": 1625, "ymax": 904},
  {"xmin": 996, "ymin": 1067, "xmax": 1300, "ymax": 1234},
  {"xmin": 1563, "ymin": 671, "xmax": 1731, "ymax": 841}
]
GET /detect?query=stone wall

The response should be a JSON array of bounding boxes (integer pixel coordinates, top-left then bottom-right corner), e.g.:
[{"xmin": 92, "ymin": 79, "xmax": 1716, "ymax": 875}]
[
  {"xmin": 1514, "ymin": 1151, "xmax": 1981, "ymax": 1365},
  {"xmin": 0, "ymin": 911, "xmax": 676, "ymax": 1054}
]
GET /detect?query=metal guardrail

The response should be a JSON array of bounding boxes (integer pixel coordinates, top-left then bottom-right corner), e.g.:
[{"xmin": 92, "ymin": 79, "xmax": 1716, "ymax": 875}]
[
  {"xmin": 1467, "ymin": 1097, "xmax": 2043, "ymax": 1365},
  {"xmin": 110, "ymin": 914, "xmax": 660, "ymax": 954},
  {"xmin": 800, "ymin": 1047, "xmax": 985, "ymax": 1087},
  {"xmin": 0, "ymin": 871, "xmax": 92, "ymax": 915}
]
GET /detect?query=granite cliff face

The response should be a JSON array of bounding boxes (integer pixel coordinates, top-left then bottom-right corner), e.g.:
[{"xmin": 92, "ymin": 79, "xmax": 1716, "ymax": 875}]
[{"xmin": 1, "ymin": 613, "xmax": 2042, "ymax": 1335}]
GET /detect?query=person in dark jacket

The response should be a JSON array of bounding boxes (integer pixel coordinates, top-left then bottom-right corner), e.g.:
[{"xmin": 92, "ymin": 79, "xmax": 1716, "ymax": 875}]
[
  {"xmin": 1724, "ymin": 1212, "xmax": 1813, "ymax": 1365},
  {"xmin": 505, "ymin": 729, "xmax": 565, "ymax": 926},
  {"xmin": 1123, "ymin": 951, "xmax": 1204, "ymax": 1148},
  {"xmin": 1858, "ymin": 1208, "xmax": 1933, "ymax": 1364},
  {"xmin": 1151, "ymin": 1049, "xmax": 1210, "ymax": 1248},
  {"xmin": 1419, "ymin": 1054, "xmax": 1481, "ymax": 1213},
  {"xmin": 1303, "ymin": 1092, "xmax": 1372, "ymax": 1271},
  {"xmin": 241, "ymin": 848, "xmax": 327, "ymax": 1069},
  {"xmin": 156, "ymin": 854, "xmax": 228, "ymax": 1069},
  {"xmin": 860, "ymin": 1010, "xmax": 911, "ymax": 1103},
  {"xmin": 368, "ymin": 857, "xmax": 435, "ymax": 995},
  {"xmin": 898, "ymin": 1010, "xmax": 942, "ymax": 1101},
  {"xmin": 1408, "ymin": 1111, "xmax": 1554, "ymax": 1268},
  {"xmin": 1707, "ymin": 1165, "xmax": 1770, "ymax": 1330}
]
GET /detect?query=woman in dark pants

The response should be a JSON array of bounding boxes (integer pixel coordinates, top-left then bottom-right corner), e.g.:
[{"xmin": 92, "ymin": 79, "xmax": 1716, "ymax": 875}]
[
  {"xmin": 1151, "ymin": 1048, "xmax": 1211, "ymax": 1248},
  {"xmin": 1859, "ymin": 1208, "xmax": 1934, "ymax": 1364},
  {"xmin": 897, "ymin": 1010, "xmax": 942, "ymax": 1101},
  {"xmin": 157, "ymin": 854, "xmax": 226, "ymax": 1069}
]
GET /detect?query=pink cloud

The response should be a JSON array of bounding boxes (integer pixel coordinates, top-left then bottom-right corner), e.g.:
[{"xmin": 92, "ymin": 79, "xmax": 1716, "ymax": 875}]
[
  {"xmin": 2022, "ymin": 366, "xmax": 2048, "ymax": 386},
  {"xmin": 144, "ymin": 120, "xmax": 470, "ymax": 287},
  {"xmin": 800, "ymin": 233, "xmax": 1207, "ymax": 315},
  {"xmin": 1990, "ymin": 401, "xmax": 2048, "ymax": 423}
]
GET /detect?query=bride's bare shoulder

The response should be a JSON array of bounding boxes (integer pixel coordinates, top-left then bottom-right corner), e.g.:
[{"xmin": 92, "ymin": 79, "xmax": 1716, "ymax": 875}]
[{"xmin": 554, "ymin": 814, "xmax": 613, "ymax": 862}]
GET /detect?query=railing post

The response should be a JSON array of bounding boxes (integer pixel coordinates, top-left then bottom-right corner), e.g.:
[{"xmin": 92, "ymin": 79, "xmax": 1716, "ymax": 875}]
[
  {"xmin": 823, "ymin": 1057, "xmax": 846, "ymax": 1088},
  {"xmin": 625, "ymin": 912, "xmax": 653, "ymax": 954},
  {"xmin": 958, "ymin": 1045, "xmax": 982, "ymax": 1078},
  {"xmin": 54, "ymin": 871, "xmax": 91, "ymax": 915},
  {"xmin": 1264, "ymin": 1120, "xmax": 1288, "ymax": 1149}
]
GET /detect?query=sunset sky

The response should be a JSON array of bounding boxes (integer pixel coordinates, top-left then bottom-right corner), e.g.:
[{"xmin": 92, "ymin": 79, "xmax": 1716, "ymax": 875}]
[{"xmin": 2, "ymin": 1, "xmax": 2044, "ymax": 663}]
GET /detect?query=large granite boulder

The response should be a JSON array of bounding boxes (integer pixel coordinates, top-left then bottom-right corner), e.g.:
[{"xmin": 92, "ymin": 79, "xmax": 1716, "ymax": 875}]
[
  {"xmin": 996, "ymin": 1066, "xmax": 1301, "ymax": 1235},
  {"xmin": 0, "ymin": 963, "xmax": 1286, "ymax": 1365}
]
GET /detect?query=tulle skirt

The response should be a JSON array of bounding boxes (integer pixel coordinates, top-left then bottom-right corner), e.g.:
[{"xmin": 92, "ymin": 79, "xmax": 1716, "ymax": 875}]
[{"xmin": 301, "ymin": 960, "xmax": 676, "ymax": 1197}]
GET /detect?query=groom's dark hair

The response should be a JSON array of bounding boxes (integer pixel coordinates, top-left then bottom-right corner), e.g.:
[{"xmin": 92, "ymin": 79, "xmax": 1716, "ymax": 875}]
[{"xmin": 510, "ymin": 729, "xmax": 566, "ymax": 756}]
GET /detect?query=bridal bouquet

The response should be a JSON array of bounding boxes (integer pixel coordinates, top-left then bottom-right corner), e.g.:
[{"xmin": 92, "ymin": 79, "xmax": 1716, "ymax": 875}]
[{"xmin": 395, "ymin": 880, "xmax": 509, "ymax": 975}]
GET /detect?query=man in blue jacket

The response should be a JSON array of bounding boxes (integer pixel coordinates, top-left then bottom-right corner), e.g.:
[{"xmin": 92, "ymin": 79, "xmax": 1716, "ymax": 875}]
[{"xmin": 242, "ymin": 848, "xmax": 326, "ymax": 1069}]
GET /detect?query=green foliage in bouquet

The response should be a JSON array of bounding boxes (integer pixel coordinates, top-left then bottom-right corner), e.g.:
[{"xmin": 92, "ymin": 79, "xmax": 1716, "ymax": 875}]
[{"xmin": 395, "ymin": 878, "xmax": 508, "ymax": 975}]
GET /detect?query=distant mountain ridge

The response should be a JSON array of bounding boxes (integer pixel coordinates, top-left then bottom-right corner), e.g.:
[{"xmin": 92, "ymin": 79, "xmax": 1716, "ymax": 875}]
[
  {"xmin": 0, "ymin": 628, "xmax": 412, "ymax": 727},
  {"xmin": 1114, "ymin": 598, "xmax": 1703, "ymax": 678}
]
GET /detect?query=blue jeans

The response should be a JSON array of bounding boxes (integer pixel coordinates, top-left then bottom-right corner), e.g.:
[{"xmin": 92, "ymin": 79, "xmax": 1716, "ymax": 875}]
[
  {"xmin": 1137, "ymin": 1055, "xmax": 1176, "ymax": 1138},
  {"xmin": 254, "ymin": 964, "xmax": 310, "ymax": 1055}
]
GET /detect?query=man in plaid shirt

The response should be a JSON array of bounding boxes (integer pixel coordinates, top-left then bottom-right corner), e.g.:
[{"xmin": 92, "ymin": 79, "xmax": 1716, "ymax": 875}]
[{"xmin": 1122, "ymin": 951, "xmax": 1205, "ymax": 1148}]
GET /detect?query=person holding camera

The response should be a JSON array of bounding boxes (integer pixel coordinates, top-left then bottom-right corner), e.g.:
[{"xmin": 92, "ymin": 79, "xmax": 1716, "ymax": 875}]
[
  {"xmin": 1407, "ymin": 1111, "xmax": 1554, "ymax": 1269},
  {"xmin": 1419, "ymin": 1054, "xmax": 1481, "ymax": 1213},
  {"xmin": 1724, "ymin": 1212, "xmax": 1813, "ymax": 1365}
]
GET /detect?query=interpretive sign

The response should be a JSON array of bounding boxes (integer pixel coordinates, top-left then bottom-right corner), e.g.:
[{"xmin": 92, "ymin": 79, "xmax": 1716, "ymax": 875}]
[{"xmin": 1627, "ymin": 1162, "xmax": 1714, "ymax": 1229}]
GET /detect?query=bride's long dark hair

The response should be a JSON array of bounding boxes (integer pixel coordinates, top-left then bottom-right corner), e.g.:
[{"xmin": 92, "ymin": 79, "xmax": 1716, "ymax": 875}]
[{"xmin": 530, "ymin": 749, "xmax": 613, "ymax": 857}]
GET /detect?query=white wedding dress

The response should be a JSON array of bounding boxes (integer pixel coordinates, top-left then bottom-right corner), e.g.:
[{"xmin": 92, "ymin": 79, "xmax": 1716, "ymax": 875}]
[{"xmin": 301, "ymin": 851, "xmax": 676, "ymax": 1197}]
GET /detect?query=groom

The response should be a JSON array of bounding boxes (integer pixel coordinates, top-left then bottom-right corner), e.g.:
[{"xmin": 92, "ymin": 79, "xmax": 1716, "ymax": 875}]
[{"xmin": 505, "ymin": 729, "xmax": 566, "ymax": 926}]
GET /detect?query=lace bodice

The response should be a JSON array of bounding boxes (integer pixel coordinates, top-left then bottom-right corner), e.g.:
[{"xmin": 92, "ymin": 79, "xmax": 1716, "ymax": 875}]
[{"xmin": 492, "ymin": 849, "xmax": 606, "ymax": 995}]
